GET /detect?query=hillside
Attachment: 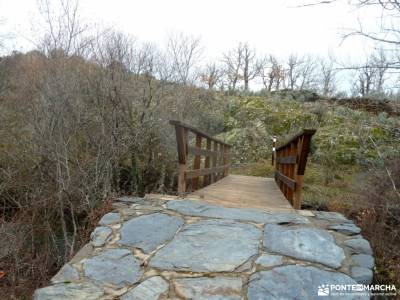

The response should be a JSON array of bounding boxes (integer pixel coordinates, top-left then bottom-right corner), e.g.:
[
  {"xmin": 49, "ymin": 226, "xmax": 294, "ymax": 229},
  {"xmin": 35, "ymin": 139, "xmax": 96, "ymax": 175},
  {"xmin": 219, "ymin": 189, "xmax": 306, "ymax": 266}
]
[
  {"xmin": 219, "ymin": 94, "xmax": 400, "ymax": 288},
  {"xmin": 1, "ymin": 51, "xmax": 399, "ymax": 298}
]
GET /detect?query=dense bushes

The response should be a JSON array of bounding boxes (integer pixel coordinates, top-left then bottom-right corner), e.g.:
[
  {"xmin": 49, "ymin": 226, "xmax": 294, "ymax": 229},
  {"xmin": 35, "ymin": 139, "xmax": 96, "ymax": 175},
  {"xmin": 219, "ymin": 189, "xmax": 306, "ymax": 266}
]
[
  {"xmin": 223, "ymin": 96, "xmax": 400, "ymax": 167},
  {"xmin": 224, "ymin": 94, "xmax": 400, "ymax": 289},
  {"xmin": 0, "ymin": 48, "xmax": 225, "ymax": 298}
]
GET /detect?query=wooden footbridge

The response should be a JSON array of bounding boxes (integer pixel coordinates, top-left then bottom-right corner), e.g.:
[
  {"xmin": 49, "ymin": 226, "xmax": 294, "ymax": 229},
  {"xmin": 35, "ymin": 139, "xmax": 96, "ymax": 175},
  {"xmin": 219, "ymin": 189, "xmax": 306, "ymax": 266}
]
[
  {"xmin": 34, "ymin": 122, "xmax": 374, "ymax": 299},
  {"xmin": 170, "ymin": 120, "xmax": 316, "ymax": 211}
]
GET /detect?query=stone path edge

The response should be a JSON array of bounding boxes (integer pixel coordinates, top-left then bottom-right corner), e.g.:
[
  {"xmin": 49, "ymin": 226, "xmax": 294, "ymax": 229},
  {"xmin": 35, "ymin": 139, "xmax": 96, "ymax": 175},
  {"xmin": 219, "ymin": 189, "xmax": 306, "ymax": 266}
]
[{"xmin": 33, "ymin": 195, "xmax": 375, "ymax": 300}]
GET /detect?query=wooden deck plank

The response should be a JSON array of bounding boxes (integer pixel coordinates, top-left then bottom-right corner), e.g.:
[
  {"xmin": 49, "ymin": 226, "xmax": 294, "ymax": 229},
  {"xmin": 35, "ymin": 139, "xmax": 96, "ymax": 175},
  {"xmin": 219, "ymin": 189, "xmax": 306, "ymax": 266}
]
[{"xmin": 189, "ymin": 174, "xmax": 294, "ymax": 212}]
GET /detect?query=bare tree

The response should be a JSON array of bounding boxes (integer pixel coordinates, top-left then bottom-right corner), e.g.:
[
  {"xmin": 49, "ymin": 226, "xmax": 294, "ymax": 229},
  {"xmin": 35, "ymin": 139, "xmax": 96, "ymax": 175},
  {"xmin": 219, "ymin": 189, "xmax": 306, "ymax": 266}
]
[
  {"xmin": 222, "ymin": 43, "xmax": 244, "ymax": 92},
  {"xmin": 222, "ymin": 42, "xmax": 260, "ymax": 92},
  {"xmin": 36, "ymin": 0, "xmax": 90, "ymax": 57},
  {"xmin": 344, "ymin": 1, "xmax": 400, "ymax": 49},
  {"xmin": 241, "ymin": 43, "xmax": 259, "ymax": 91},
  {"xmin": 259, "ymin": 55, "xmax": 285, "ymax": 91},
  {"xmin": 0, "ymin": 18, "xmax": 7, "ymax": 52},
  {"xmin": 166, "ymin": 32, "xmax": 203, "ymax": 85},
  {"xmin": 372, "ymin": 48, "xmax": 389, "ymax": 93},
  {"xmin": 299, "ymin": 0, "xmax": 400, "ymax": 70},
  {"xmin": 318, "ymin": 56, "xmax": 337, "ymax": 96},
  {"xmin": 200, "ymin": 62, "xmax": 223, "ymax": 89},
  {"xmin": 285, "ymin": 54, "xmax": 302, "ymax": 90},
  {"xmin": 284, "ymin": 54, "xmax": 318, "ymax": 90},
  {"xmin": 299, "ymin": 55, "xmax": 317, "ymax": 90},
  {"xmin": 352, "ymin": 50, "xmax": 390, "ymax": 96},
  {"xmin": 355, "ymin": 62, "xmax": 377, "ymax": 96}
]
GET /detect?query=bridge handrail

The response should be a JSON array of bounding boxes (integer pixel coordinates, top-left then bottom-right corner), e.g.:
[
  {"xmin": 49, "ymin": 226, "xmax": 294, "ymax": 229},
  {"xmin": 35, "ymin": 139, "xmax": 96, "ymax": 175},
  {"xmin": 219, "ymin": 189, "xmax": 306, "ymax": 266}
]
[
  {"xmin": 272, "ymin": 129, "xmax": 316, "ymax": 209},
  {"xmin": 170, "ymin": 120, "xmax": 231, "ymax": 195}
]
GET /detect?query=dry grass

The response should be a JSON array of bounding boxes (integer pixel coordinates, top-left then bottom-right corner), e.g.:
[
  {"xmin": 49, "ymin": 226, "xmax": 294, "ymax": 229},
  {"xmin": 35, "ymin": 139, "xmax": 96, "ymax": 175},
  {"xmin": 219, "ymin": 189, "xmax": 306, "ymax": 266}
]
[{"xmin": 0, "ymin": 198, "xmax": 113, "ymax": 299}]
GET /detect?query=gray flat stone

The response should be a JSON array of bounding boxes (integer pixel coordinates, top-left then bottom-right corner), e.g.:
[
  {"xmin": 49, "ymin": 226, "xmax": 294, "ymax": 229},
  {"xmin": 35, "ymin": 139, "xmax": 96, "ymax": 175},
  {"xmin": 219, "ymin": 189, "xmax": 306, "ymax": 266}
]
[
  {"xmin": 133, "ymin": 204, "xmax": 163, "ymax": 211},
  {"xmin": 90, "ymin": 226, "xmax": 112, "ymax": 247},
  {"xmin": 33, "ymin": 282, "xmax": 103, "ymax": 300},
  {"xmin": 173, "ymin": 276, "xmax": 242, "ymax": 300},
  {"xmin": 248, "ymin": 265, "xmax": 367, "ymax": 300},
  {"xmin": 255, "ymin": 253, "xmax": 283, "ymax": 268},
  {"xmin": 264, "ymin": 225, "xmax": 345, "ymax": 268},
  {"xmin": 329, "ymin": 223, "xmax": 361, "ymax": 235},
  {"xmin": 352, "ymin": 234, "xmax": 364, "ymax": 239},
  {"xmin": 351, "ymin": 266, "xmax": 373, "ymax": 284},
  {"xmin": 344, "ymin": 238, "xmax": 373, "ymax": 255},
  {"xmin": 120, "ymin": 208, "xmax": 138, "ymax": 218},
  {"xmin": 351, "ymin": 254, "xmax": 374, "ymax": 269},
  {"xmin": 314, "ymin": 211, "xmax": 350, "ymax": 222},
  {"xmin": 70, "ymin": 243, "xmax": 93, "ymax": 264},
  {"xmin": 117, "ymin": 196, "xmax": 144, "ymax": 203},
  {"xmin": 119, "ymin": 213, "xmax": 183, "ymax": 253},
  {"xmin": 83, "ymin": 249, "xmax": 142, "ymax": 288},
  {"xmin": 149, "ymin": 219, "xmax": 261, "ymax": 272},
  {"xmin": 51, "ymin": 264, "xmax": 79, "ymax": 283},
  {"xmin": 98, "ymin": 212, "xmax": 120, "ymax": 225},
  {"xmin": 167, "ymin": 200, "xmax": 310, "ymax": 224},
  {"xmin": 266, "ymin": 213, "xmax": 311, "ymax": 224},
  {"xmin": 121, "ymin": 276, "xmax": 169, "ymax": 300}
]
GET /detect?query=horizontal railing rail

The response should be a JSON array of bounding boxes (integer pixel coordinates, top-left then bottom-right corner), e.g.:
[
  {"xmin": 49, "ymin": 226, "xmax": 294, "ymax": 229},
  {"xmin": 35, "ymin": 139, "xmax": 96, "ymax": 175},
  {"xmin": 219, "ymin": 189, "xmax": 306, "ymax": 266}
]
[
  {"xmin": 170, "ymin": 120, "xmax": 231, "ymax": 195},
  {"xmin": 272, "ymin": 129, "xmax": 316, "ymax": 209}
]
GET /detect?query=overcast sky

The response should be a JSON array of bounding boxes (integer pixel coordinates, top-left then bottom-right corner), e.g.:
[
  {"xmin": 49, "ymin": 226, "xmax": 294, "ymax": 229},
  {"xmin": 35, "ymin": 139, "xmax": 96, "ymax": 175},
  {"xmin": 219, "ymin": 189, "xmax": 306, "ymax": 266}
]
[
  {"xmin": 0, "ymin": 0, "xmax": 386, "ymax": 92},
  {"xmin": 1, "ymin": 0, "xmax": 380, "ymax": 58}
]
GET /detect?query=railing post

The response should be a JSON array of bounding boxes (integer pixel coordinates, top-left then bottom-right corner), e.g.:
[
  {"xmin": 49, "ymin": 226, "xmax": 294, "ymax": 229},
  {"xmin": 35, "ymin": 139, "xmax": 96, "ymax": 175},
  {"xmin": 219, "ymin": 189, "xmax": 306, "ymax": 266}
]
[
  {"xmin": 273, "ymin": 129, "xmax": 315, "ymax": 210},
  {"xmin": 223, "ymin": 145, "xmax": 228, "ymax": 177},
  {"xmin": 192, "ymin": 134, "xmax": 202, "ymax": 190},
  {"xmin": 294, "ymin": 131, "xmax": 314, "ymax": 209},
  {"xmin": 226, "ymin": 146, "xmax": 230, "ymax": 176},
  {"xmin": 292, "ymin": 137, "xmax": 302, "ymax": 209},
  {"xmin": 203, "ymin": 138, "xmax": 212, "ymax": 187},
  {"xmin": 272, "ymin": 136, "xmax": 277, "ymax": 167},
  {"xmin": 288, "ymin": 142, "xmax": 296, "ymax": 206},
  {"xmin": 211, "ymin": 141, "xmax": 218, "ymax": 183},
  {"xmin": 170, "ymin": 120, "xmax": 232, "ymax": 194},
  {"xmin": 219, "ymin": 143, "xmax": 224, "ymax": 179},
  {"xmin": 174, "ymin": 125, "xmax": 188, "ymax": 195}
]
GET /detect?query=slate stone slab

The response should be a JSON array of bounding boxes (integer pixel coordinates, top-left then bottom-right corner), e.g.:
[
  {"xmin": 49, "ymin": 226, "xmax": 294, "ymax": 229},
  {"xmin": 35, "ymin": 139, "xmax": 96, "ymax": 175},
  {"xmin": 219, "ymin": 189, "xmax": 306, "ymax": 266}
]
[
  {"xmin": 248, "ymin": 265, "xmax": 368, "ymax": 300},
  {"xmin": 116, "ymin": 196, "xmax": 144, "ymax": 204},
  {"xmin": 351, "ymin": 234, "xmax": 364, "ymax": 239},
  {"xmin": 51, "ymin": 264, "xmax": 80, "ymax": 283},
  {"xmin": 70, "ymin": 243, "xmax": 93, "ymax": 264},
  {"xmin": 255, "ymin": 253, "xmax": 283, "ymax": 268},
  {"xmin": 344, "ymin": 238, "xmax": 373, "ymax": 255},
  {"xmin": 351, "ymin": 266, "xmax": 373, "ymax": 285},
  {"xmin": 98, "ymin": 212, "xmax": 120, "ymax": 226},
  {"xmin": 119, "ymin": 213, "xmax": 183, "ymax": 253},
  {"xmin": 133, "ymin": 204, "xmax": 163, "ymax": 211},
  {"xmin": 149, "ymin": 219, "xmax": 261, "ymax": 272},
  {"xmin": 167, "ymin": 200, "xmax": 310, "ymax": 224},
  {"xmin": 314, "ymin": 211, "xmax": 350, "ymax": 222},
  {"xmin": 83, "ymin": 249, "xmax": 142, "ymax": 288},
  {"xmin": 264, "ymin": 225, "xmax": 345, "ymax": 268},
  {"xmin": 33, "ymin": 282, "xmax": 103, "ymax": 300},
  {"xmin": 173, "ymin": 276, "xmax": 242, "ymax": 300},
  {"xmin": 351, "ymin": 254, "xmax": 374, "ymax": 269},
  {"xmin": 329, "ymin": 223, "xmax": 361, "ymax": 235},
  {"xmin": 90, "ymin": 226, "xmax": 112, "ymax": 247},
  {"xmin": 121, "ymin": 276, "xmax": 169, "ymax": 300}
]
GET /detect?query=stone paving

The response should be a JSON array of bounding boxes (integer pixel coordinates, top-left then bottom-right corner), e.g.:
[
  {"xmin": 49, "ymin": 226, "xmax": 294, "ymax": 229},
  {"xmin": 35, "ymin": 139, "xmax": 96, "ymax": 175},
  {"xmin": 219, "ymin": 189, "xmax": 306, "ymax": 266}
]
[{"xmin": 34, "ymin": 196, "xmax": 374, "ymax": 300}]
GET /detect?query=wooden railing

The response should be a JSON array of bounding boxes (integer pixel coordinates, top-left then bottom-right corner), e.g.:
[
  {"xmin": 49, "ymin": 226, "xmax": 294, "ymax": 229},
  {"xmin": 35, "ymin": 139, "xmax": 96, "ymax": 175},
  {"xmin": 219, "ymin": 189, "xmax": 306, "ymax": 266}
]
[
  {"xmin": 170, "ymin": 120, "xmax": 231, "ymax": 195},
  {"xmin": 272, "ymin": 129, "xmax": 316, "ymax": 209}
]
